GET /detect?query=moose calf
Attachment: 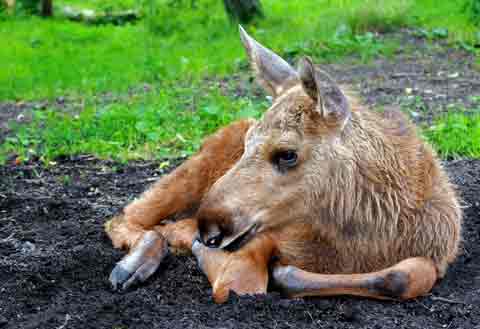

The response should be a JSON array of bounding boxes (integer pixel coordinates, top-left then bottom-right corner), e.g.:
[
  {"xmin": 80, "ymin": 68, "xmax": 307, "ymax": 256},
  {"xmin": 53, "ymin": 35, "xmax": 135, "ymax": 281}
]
[{"xmin": 105, "ymin": 27, "xmax": 462, "ymax": 303}]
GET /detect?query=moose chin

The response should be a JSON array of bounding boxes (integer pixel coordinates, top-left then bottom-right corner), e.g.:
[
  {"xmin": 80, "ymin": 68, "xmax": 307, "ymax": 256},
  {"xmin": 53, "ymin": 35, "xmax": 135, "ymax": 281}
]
[{"xmin": 105, "ymin": 26, "xmax": 462, "ymax": 304}]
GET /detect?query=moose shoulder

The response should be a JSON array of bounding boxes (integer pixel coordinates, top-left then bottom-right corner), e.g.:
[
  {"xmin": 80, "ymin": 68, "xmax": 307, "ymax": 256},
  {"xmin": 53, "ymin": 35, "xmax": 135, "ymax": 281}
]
[{"xmin": 105, "ymin": 26, "xmax": 462, "ymax": 303}]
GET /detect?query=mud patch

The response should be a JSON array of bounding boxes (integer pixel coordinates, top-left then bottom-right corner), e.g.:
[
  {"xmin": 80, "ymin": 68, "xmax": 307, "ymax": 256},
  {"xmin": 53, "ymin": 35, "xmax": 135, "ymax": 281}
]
[
  {"xmin": 0, "ymin": 157, "xmax": 479, "ymax": 329},
  {"xmin": 217, "ymin": 30, "xmax": 480, "ymax": 125},
  {"xmin": 327, "ymin": 31, "xmax": 480, "ymax": 124}
]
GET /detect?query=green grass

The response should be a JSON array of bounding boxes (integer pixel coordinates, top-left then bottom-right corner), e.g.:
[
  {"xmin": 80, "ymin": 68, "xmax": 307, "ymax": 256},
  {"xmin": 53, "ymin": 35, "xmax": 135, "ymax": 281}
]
[
  {"xmin": 2, "ymin": 0, "xmax": 478, "ymax": 100},
  {"xmin": 0, "ymin": 16, "xmax": 152, "ymax": 100},
  {"xmin": 425, "ymin": 112, "xmax": 480, "ymax": 158},
  {"xmin": 0, "ymin": 82, "xmax": 267, "ymax": 163},
  {"xmin": 3, "ymin": 102, "xmax": 479, "ymax": 164},
  {"xmin": 1, "ymin": 0, "xmax": 479, "ymax": 163}
]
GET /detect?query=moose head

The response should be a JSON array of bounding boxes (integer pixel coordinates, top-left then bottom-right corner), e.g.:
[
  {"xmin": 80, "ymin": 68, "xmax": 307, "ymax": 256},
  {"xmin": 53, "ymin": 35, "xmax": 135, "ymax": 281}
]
[{"xmin": 197, "ymin": 27, "xmax": 355, "ymax": 250}]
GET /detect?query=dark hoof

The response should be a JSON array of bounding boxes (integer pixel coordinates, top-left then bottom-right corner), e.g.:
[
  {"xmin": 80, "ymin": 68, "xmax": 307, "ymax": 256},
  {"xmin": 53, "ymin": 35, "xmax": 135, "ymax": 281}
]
[
  {"xmin": 109, "ymin": 231, "xmax": 168, "ymax": 291},
  {"xmin": 109, "ymin": 264, "xmax": 132, "ymax": 291}
]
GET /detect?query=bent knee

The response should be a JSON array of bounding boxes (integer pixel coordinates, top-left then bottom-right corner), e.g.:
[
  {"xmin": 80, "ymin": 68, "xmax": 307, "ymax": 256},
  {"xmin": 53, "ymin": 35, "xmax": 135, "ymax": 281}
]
[{"xmin": 105, "ymin": 214, "xmax": 143, "ymax": 250}]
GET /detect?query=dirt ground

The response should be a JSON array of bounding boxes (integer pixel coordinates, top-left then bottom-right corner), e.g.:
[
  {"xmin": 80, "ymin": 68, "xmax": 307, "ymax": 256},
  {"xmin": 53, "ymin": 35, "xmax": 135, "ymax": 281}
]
[
  {"xmin": 0, "ymin": 157, "xmax": 479, "ymax": 329},
  {"xmin": 329, "ymin": 31, "xmax": 480, "ymax": 122},
  {"xmin": 1, "ymin": 31, "xmax": 480, "ymax": 329}
]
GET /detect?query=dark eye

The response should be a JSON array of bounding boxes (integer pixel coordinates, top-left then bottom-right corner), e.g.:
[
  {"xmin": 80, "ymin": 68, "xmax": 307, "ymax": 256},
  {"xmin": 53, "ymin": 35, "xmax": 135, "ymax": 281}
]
[{"xmin": 273, "ymin": 150, "xmax": 298, "ymax": 170}]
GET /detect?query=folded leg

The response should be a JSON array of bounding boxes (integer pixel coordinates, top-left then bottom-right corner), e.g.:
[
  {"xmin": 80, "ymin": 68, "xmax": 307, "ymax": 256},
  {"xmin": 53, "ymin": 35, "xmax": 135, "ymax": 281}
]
[
  {"xmin": 105, "ymin": 119, "xmax": 254, "ymax": 250},
  {"xmin": 109, "ymin": 218, "xmax": 198, "ymax": 290},
  {"xmin": 109, "ymin": 217, "xmax": 276, "ymax": 300},
  {"xmin": 105, "ymin": 119, "xmax": 253, "ymax": 289},
  {"xmin": 109, "ymin": 230, "xmax": 168, "ymax": 290},
  {"xmin": 192, "ymin": 235, "xmax": 276, "ymax": 303},
  {"xmin": 272, "ymin": 257, "xmax": 437, "ymax": 300}
]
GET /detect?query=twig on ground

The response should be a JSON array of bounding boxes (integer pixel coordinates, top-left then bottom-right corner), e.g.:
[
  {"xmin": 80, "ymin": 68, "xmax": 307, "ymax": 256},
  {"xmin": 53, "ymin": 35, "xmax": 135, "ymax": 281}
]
[
  {"xmin": 128, "ymin": 177, "xmax": 158, "ymax": 186},
  {"xmin": 392, "ymin": 72, "xmax": 420, "ymax": 78},
  {"xmin": 56, "ymin": 314, "xmax": 71, "ymax": 329},
  {"xmin": 305, "ymin": 310, "xmax": 314, "ymax": 322},
  {"xmin": 415, "ymin": 299, "xmax": 434, "ymax": 312},
  {"xmin": 430, "ymin": 296, "xmax": 466, "ymax": 305},
  {"xmin": 0, "ymin": 233, "xmax": 15, "ymax": 243}
]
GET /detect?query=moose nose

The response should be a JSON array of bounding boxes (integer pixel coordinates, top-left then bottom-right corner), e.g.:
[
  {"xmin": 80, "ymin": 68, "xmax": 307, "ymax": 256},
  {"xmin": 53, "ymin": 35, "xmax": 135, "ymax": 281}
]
[{"xmin": 200, "ymin": 224, "xmax": 224, "ymax": 248}]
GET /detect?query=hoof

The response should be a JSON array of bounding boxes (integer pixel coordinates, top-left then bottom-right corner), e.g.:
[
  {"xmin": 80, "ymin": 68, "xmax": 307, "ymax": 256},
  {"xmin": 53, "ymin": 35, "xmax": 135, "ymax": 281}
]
[
  {"xmin": 109, "ymin": 231, "xmax": 168, "ymax": 290},
  {"xmin": 110, "ymin": 264, "xmax": 133, "ymax": 291}
]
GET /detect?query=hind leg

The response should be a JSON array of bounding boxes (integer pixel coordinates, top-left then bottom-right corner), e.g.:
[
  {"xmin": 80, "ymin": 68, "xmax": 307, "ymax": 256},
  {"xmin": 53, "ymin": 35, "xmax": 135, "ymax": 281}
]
[
  {"xmin": 106, "ymin": 119, "xmax": 254, "ymax": 289},
  {"xmin": 272, "ymin": 257, "xmax": 438, "ymax": 300}
]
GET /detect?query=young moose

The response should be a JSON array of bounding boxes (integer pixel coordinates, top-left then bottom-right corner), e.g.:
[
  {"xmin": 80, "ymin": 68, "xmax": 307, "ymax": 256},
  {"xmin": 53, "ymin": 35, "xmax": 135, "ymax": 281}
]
[{"xmin": 105, "ymin": 27, "xmax": 462, "ymax": 303}]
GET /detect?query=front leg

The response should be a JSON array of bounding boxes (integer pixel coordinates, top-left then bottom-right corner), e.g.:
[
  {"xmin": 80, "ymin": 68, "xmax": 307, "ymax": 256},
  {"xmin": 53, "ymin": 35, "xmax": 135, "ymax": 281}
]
[
  {"xmin": 105, "ymin": 119, "xmax": 253, "ymax": 289},
  {"xmin": 105, "ymin": 119, "xmax": 254, "ymax": 250},
  {"xmin": 122, "ymin": 118, "xmax": 251, "ymax": 229},
  {"xmin": 109, "ymin": 218, "xmax": 198, "ymax": 290},
  {"xmin": 192, "ymin": 235, "xmax": 276, "ymax": 303},
  {"xmin": 109, "ymin": 230, "xmax": 168, "ymax": 290}
]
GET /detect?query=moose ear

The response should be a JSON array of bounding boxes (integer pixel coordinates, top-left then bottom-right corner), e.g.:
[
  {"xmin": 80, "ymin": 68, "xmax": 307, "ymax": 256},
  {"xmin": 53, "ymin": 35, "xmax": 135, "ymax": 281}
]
[
  {"xmin": 239, "ymin": 25, "xmax": 299, "ymax": 98},
  {"xmin": 298, "ymin": 56, "xmax": 350, "ymax": 127}
]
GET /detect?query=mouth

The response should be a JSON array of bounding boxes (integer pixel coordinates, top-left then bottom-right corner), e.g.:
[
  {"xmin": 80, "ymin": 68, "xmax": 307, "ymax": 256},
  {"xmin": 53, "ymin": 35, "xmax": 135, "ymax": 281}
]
[{"xmin": 219, "ymin": 222, "xmax": 258, "ymax": 251}]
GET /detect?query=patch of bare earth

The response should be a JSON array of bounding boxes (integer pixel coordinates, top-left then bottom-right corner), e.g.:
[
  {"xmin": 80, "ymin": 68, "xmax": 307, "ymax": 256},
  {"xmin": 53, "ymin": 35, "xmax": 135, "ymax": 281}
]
[
  {"xmin": 0, "ymin": 157, "xmax": 479, "ymax": 329},
  {"xmin": 215, "ymin": 30, "xmax": 480, "ymax": 124},
  {"xmin": 327, "ymin": 31, "xmax": 480, "ymax": 124}
]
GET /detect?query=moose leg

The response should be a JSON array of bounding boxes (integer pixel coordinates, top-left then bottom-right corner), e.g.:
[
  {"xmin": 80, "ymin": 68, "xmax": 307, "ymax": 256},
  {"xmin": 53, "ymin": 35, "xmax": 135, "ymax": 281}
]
[
  {"xmin": 106, "ymin": 119, "xmax": 253, "ymax": 289},
  {"xmin": 105, "ymin": 119, "xmax": 253, "ymax": 248},
  {"xmin": 192, "ymin": 235, "xmax": 276, "ymax": 303},
  {"xmin": 109, "ymin": 230, "xmax": 168, "ymax": 290},
  {"xmin": 109, "ymin": 218, "xmax": 198, "ymax": 290},
  {"xmin": 272, "ymin": 257, "xmax": 437, "ymax": 300}
]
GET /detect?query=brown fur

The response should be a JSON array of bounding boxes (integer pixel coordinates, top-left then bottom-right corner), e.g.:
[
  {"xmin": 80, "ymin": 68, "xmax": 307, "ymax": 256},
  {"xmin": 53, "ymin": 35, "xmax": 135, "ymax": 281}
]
[
  {"xmin": 105, "ymin": 28, "xmax": 461, "ymax": 301},
  {"xmin": 196, "ymin": 85, "xmax": 461, "ymax": 277},
  {"xmin": 119, "ymin": 118, "xmax": 252, "ymax": 231}
]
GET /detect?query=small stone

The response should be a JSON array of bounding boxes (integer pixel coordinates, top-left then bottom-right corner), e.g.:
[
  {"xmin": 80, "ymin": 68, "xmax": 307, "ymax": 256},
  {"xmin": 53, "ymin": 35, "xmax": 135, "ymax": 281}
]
[
  {"xmin": 21, "ymin": 241, "xmax": 36, "ymax": 254},
  {"xmin": 340, "ymin": 304, "xmax": 359, "ymax": 322},
  {"xmin": 0, "ymin": 315, "xmax": 8, "ymax": 327}
]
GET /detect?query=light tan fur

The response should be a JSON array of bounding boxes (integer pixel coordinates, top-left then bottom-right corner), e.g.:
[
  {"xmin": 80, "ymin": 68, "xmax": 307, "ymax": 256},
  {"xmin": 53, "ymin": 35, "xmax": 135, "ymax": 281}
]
[
  {"xmin": 105, "ymin": 27, "xmax": 462, "ymax": 302},
  {"xmin": 196, "ymin": 84, "xmax": 461, "ymax": 277}
]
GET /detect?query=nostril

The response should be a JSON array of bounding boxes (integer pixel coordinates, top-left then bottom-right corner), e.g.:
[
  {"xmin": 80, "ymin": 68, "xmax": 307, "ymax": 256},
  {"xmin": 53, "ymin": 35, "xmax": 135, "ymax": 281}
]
[
  {"xmin": 198, "ymin": 220, "xmax": 225, "ymax": 248},
  {"xmin": 204, "ymin": 232, "xmax": 223, "ymax": 248}
]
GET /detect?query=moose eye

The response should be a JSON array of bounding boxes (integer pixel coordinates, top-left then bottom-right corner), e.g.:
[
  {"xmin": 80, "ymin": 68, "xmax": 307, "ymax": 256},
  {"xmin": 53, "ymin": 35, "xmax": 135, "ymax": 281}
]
[{"xmin": 273, "ymin": 150, "xmax": 298, "ymax": 170}]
